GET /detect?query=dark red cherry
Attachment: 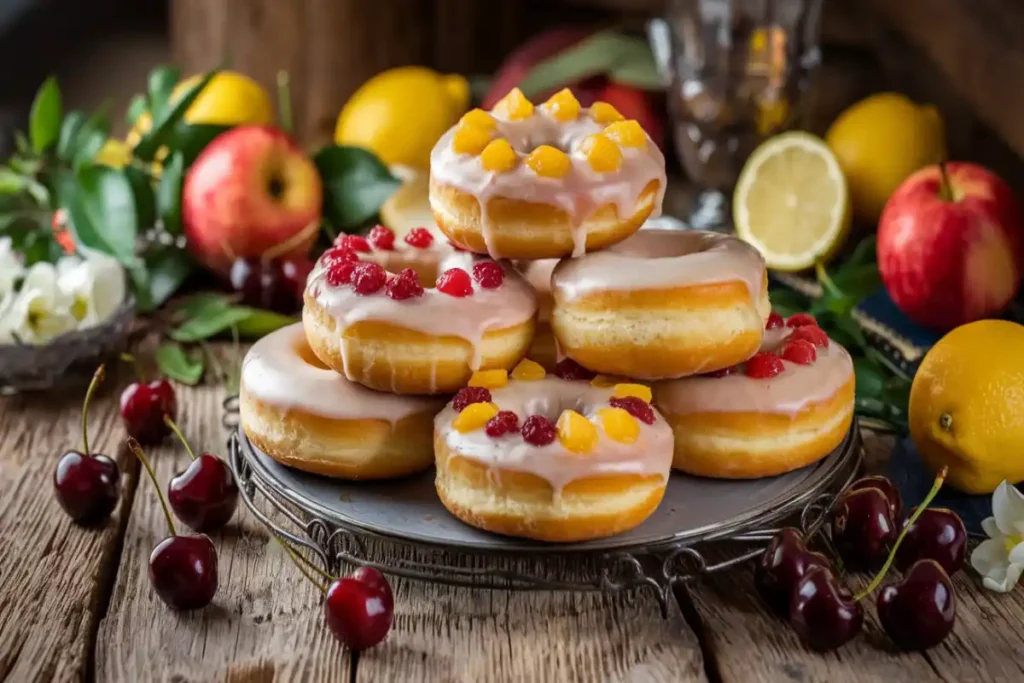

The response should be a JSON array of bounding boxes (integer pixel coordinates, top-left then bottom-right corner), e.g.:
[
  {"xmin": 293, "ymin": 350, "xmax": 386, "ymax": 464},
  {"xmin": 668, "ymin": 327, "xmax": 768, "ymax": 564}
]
[
  {"xmin": 229, "ymin": 257, "xmax": 303, "ymax": 314},
  {"xmin": 848, "ymin": 476, "xmax": 903, "ymax": 520},
  {"xmin": 754, "ymin": 528, "xmax": 830, "ymax": 617},
  {"xmin": 877, "ymin": 559, "xmax": 955, "ymax": 650},
  {"xmin": 53, "ymin": 451, "xmax": 120, "ymax": 524},
  {"xmin": 789, "ymin": 566, "xmax": 863, "ymax": 651},
  {"xmin": 280, "ymin": 257, "xmax": 314, "ymax": 301},
  {"xmin": 894, "ymin": 507, "xmax": 967, "ymax": 575},
  {"xmin": 148, "ymin": 534, "xmax": 219, "ymax": 610},
  {"xmin": 830, "ymin": 487, "xmax": 897, "ymax": 570},
  {"xmin": 120, "ymin": 378, "xmax": 177, "ymax": 445},
  {"xmin": 324, "ymin": 567, "xmax": 394, "ymax": 650},
  {"xmin": 168, "ymin": 454, "xmax": 239, "ymax": 532}
]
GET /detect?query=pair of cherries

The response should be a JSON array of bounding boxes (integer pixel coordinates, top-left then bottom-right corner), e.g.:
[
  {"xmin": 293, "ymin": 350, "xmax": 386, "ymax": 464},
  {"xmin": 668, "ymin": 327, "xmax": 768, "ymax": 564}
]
[
  {"xmin": 755, "ymin": 471, "xmax": 961, "ymax": 652},
  {"xmin": 229, "ymin": 257, "xmax": 313, "ymax": 315}
]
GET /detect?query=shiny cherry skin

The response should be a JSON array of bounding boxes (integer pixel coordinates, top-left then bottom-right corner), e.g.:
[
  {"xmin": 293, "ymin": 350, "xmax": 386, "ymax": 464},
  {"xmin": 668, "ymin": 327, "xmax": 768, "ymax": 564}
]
[
  {"xmin": 877, "ymin": 559, "xmax": 956, "ymax": 650},
  {"xmin": 324, "ymin": 567, "xmax": 395, "ymax": 650},
  {"xmin": 754, "ymin": 528, "xmax": 831, "ymax": 617},
  {"xmin": 53, "ymin": 450, "xmax": 120, "ymax": 524},
  {"xmin": 894, "ymin": 507, "xmax": 967, "ymax": 575},
  {"xmin": 280, "ymin": 257, "xmax": 313, "ymax": 300},
  {"xmin": 789, "ymin": 566, "xmax": 863, "ymax": 651},
  {"xmin": 168, "ymin": 454, "xmax": 239, "ymax": 532},
  {"xmin": 830, "ymin": 487, "xmax": 897, "ymax": 570},
  {"xmin": 848, "ymin": 476, "xmax": 903, "ymax": 521},
  {"xmin": 229, "ymin": 257, "xmax": 305, "ymax": 314},
  {"xmin": 120, "ymin": 379, "xmax": 177, "ymax": 445},
  {"xmin": 149, "ymin": 534, "xmax": 218, "ymax": 610}
]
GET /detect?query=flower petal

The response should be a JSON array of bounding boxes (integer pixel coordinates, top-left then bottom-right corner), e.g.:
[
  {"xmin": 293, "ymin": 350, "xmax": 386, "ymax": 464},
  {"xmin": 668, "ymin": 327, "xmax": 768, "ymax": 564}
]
[
  {"xmin": 983, "ymin": 563, "xmax": 1024, "ymax": 593},
  {"xmin": 971, "ymin": 538, "xmax": 1009, "ymax": 575},
  {"xmin": 1009, "ymin": 541, "xmax": 1024, "ymax": 566},
  {"xmin": 992, "ymin": 481, "xmax": 1024, "ymax": 536},
  {"xmin": 982, "ymin": 516, "xmax": 1002, "ymax": 539}
]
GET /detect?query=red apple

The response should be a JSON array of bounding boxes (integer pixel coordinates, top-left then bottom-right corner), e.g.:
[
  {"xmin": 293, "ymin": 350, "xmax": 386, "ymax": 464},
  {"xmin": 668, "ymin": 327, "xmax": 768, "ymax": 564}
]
[
  {"xmin": 877, "ymin": 162, "xmax": 1024, "ymax": 330},
  {"xmin": 482, "ymin": 28, "xmax": 595, "ymax": 109},
  {"xmin": 182, "ymin": 125, "xmax": 323, "ymax": 276}
]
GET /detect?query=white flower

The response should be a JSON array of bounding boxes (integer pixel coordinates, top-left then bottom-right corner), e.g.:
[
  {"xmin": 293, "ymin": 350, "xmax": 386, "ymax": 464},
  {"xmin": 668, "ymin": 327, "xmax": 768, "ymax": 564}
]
[
  {"xmin": 971, "ymin": 481, "xmax": 1024, "ymax": 592},
  {"xmin": 55, "ymin": 251, "xmax": 125, "ymax": 328},
  {"xmin": 2, "ymin": 262, "xmax": 77, "ymax": 344},
  {"xmin": 0, "ymin": 236, "xmax": 23, "ymax": 298}
]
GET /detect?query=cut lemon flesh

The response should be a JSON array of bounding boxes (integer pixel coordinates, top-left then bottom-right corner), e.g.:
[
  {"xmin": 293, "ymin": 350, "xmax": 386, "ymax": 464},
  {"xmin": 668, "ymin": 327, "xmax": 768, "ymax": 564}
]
[
  {"xmin": 379, "ymin": 170, "xmax": 437, "ymax": 238},
  {"xmin": 733, "ymin": 132, "xmax": 851, "ymax": 271}
]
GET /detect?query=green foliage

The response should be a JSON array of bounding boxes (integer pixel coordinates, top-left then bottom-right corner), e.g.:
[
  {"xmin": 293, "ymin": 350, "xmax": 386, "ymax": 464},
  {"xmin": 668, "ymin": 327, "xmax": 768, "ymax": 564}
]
[
  {"xmin": 314, "ymin": 145, "xmax": 401, "ymax": 232},
  {"xmin": 155, "ymin": 341, "xmax": 204, "ymax": 385},
  {"xmin": 28, "ymin": 77, "xmax": 62, "ymax": 153}
]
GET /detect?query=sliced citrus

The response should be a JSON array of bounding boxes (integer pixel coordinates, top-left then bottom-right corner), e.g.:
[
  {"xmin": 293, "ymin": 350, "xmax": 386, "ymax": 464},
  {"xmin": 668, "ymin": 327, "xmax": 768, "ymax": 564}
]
[
  {"xmin": 733, "ymin": 132, "xmax": 851, "ymax": 271},
  {"xmin": 379, "ymin": 171, "xmax": 436, "ymax": 239}
]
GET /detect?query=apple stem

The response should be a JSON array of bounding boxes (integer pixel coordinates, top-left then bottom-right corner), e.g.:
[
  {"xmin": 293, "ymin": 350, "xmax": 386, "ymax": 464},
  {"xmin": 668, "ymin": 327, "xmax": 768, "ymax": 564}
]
[
  {"xmin": 854, "ymin": 466, "xmax": 947, "ymax": 601},
  {"xmin": 261, "ymin": 218, "xmax": 320, "ymax": 263},
  {"xmin": 937, "ymin": 161, "xmax": 953, "ymax": 202},
  {"xmin": 119, "ymin": 352, "xmax": 147, "ymax": 383},
  {"xmin": 127, "ymin": 437, "xmax": 177, "ymax": 537},
  {"xmin": 277, "ymin": 71, "xmax": 293, "ymax": 136},
  {"xmin": 273, "ymin": 534, "xmax": 330, "ymax": 593},
  {"xmin": 81, "ymin": 365, "xmax": 105, "ymax": 457},
  {"xmin": 163, "ymin": 415, "xmax": 196, "ymax": 461}
]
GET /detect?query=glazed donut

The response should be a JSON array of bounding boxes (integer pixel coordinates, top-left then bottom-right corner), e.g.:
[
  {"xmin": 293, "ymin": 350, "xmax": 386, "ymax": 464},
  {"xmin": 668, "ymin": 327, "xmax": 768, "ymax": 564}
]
[
  {"xmin": 429, "ymin": 88, "xmax": 666, "ymax": 259},
  {"xmin": 434, "ymin": 360, "xmax": 673, "ymax": 542},
  {"xmin": 514, "ymin": 258, "xmax": 561, "ymax": 371},
  {"xmin": 303, "ymin": 247, "xmax": 537, "ymax": 395},
  {"xmin": 339, "ymin": 224, "xmax": 454, "ymax": 287},
  {"xmin": 550, "ymin": 229, "xmax": 771, "ymax": 379},
  {"xmin": 240, "ymin": 324, "xmax": 444, "ymax": 479},
  {"xmin": 652, "ymin": 316, "xmax": 855, "ymax": 478}
]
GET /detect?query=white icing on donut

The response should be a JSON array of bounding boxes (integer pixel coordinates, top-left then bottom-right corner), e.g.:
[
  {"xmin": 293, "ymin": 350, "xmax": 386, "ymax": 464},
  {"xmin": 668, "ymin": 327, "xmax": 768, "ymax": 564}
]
[
  {"xmin": 514, "ymin": 258, "xmax": 559, "ymax": 322},
  {"xmin": 241, "ymin": 324, "xmax": 440, "ymax": 423},
  {"xmin": 435, "ymin": 377, "xmax": 673, "ymax": 494}
]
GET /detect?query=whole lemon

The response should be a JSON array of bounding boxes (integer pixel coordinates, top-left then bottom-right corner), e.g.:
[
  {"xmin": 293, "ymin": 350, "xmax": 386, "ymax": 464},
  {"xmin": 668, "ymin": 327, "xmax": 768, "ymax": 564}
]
[
  {"xmin": 335, "ymin": 66, "xmax": 469, "ymax": 170},
  {"xmin": 826, "ymin": 93, "xmax": 946, "ymax": 223},
  {"xmin": 909, "ymin": 319, "xmax": 1024, "ymax": 494}
]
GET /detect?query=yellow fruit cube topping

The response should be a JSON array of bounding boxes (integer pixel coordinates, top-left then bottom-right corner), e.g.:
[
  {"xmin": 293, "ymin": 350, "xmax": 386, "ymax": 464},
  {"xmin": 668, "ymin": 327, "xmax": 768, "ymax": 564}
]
[
  {"xmin": 590, "ymin": 375, "xmax": 623, "ymax": 388},
  {"xmin": 453, "ymin": 402, "xmax": 500, "ymax": 433},
  {"xmin": 581, "ymin": 133, "xmax": 623, "ymax": 173},
  {"xmin": 493, "ymin": 87, "xmax": 534, "ymax": 120},
  {"xmin": 468, "ymin": 369, "xmax": 509, "ymax": 390},
  {"xmin": 612, "ymin": 383, "xmax": 652, "ymax": 403},
  {"xmin": 525, "ymin": 145, "xmax": 572, "ymax": 179},
  {"xmin": 590, "ymin": 101, "xmax": 624, "ymax": 124},
  {"xmin": 460, "ymin": 108, "xmax": 497, "ymax": 132},
  {"xmin": 510, "ymin": 359, "xmax": 546, "ymax": 381},
  {"xmin": 556, "ymin": 409, "xmax": 598, "ymax": 454},
  {"xmin": 597, "ymin": 407, "xmax": 640, "ymax": 444},
  {"xmin": 480, "ymin": 138, "xmax": 518, "ymax": 173},
  {"xmin": 542, "ymin": 88, "xmax": 581, "ymax": 122},
  {"xmin": 452, "ymin": 125, "xmax": 493, "ymax": 156},
  {"xmin": 605, "ymin": 120, "xmax": 647, "ymax": 149}
]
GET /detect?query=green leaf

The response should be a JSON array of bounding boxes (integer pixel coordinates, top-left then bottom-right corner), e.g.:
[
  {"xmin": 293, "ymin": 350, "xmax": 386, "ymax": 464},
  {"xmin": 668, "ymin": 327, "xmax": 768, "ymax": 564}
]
[
  {"xmin": 146, "ymin": 65, "xmax": 181, "ymax": 119},
  {"xmin": 170, "ymin": 305, "xmax": 255, "ymax": 342},
  {"xmin": 853, "ymin": 357, "xmax": 886, "ymax": 400},
  {"xmin": 134, "ymin": 69, "xmax": 219, "ymax": 161},
  {"xmin": 168, "ymin": 123, "xmax": 232, "ymax": 167},
  {"xmin": 314, "ymin": 145, "xmax": 400, "ymax": 230},
  {"xmin": 70, "ymin": 109, "xmax": 112, "ymax": 170},
  {"xmin": 155, "ymin": 341, "xmax": 205, "ymax": 385},
  {"xmin": 124, "ymin": 165, "xmax": 156, "ymax": 229},
  {"xmin": 0, "ymin": 167, "xmax": 26, "ymax": 194},
  {"xmin": 23, "ymin": 178, "xmax": 49, "ymax": 206},
  {"xmin": 519, "ymin": 32, "xmax": 657, "ymax": 98},
  {"xmin": 14, "ymin": 131, "xmax": 30, "ymax": 156},
  {"xmin": 173, "ymin": 292, "xmax": 235, "ymax": 321},
  {"xmin": 8, "ymin": 156, "xmax": 42, "ymax": 176},
  {"xmin": 609, "ymin": 55, "xmax": 663, "ymax": 90},
  {"xmin": 830, "ymin": 263, "xmax": 881, "ymax": 302},
  {"xmin": 234, "ymin": 309, "xmax": 297, "ymax": 338},
  {"xmin": 29, "ymin": 77, "xmax": 62, "ymax": 153},
  {"xmin": 157, "ymin": 152, "xmax": 185, "ymax": 235},
  {"xmin": 126, "ymin": 94, "xmax": 148, "ymax": 128},
  {"xmin": 56, "ymin": 111, "xmax": 86, "ymax": 160},
  {"xmin": 766, "ymin": 287, "xmax": 808, "ymax": 317},
  {"xmin": 139, "ymin": 246, "xmax": 194, "ymax": 312},
  {"xmin": 63, "ymin": 165, "xmax": 139, "ymax": 264},
  {"xmin": 170, "ymin": 302, "xmax": 296, "ymax": 342}
]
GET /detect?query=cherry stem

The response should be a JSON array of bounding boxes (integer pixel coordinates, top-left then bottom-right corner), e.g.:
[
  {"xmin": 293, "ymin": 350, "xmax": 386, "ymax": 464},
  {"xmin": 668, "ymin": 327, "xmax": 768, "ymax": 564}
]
[
  {"xmin": 262, "ymin": 217, "xmax": 320, "ymax": 263},
  {"xmin": 163, "ymin": 415, "xmax": 196, "ymax": 461},
  {"xmin": 854, "ymin": 466, "xmax": 948, "ymax": 601},
  {"xmin": 277, "ymin": 70, "xmax": 293, "ymax": 136},
  {"xmin": 127, "ymin": 437, "xmax": 177, "ymax": 537},
  {"xmin": 273, "ymin": 534, "xmax": 329, "ymax": 593},
  {"xmin": 81, "ymin": 365, "xmax": 105, "ymax": 456},
  {"xmin": 937, "ymin": 161, "xmax": 953, "ymax": 202},
  {"xmin": 119, "ymin": 352, "xmax": 147, "ymax": 383}
]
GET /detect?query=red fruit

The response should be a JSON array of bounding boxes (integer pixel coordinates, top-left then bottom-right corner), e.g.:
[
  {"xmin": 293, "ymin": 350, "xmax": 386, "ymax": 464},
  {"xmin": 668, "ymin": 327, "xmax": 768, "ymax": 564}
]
[
  {"xmin": 766, "ymin": 312, "xmax": 784, "ymax": 329},
  {"xmin": 367, "ymin": 225, "xmax": 395, "ymax": 250},
  {"xmin": 452, "ymin": 386, "xmax": 492, "ymax": 412},
  {"xmin": 705, "ymin": 366, "xmax": 737, "ymax": 378},
  {"xmin": 120, "ymin": 379, "xmax": 177, "ymax": 445},
  {"xmin": 596, "ymin": 81, "xmax": 665, "ymax": 150},
  {"xmin": 321, "ymin": 246, "xmax": 359, "ymax": 268},
  {"xmin": 790, "ymin": 326, "xmax": 830, "ymax": 348},
  {"xmin": 481, "ymin": 28, "xmax": 595, "ymax": 109},
  {"xmin": 436, "ymin": 268, "xmax": 473, "ymax": 297},
  {"xmin": 324, "ymin": 568, "xmax": 394, "ymax": 651},
  {"xmin": 786, "ymin": 313, "xmax": 817, "ymax": 328},
  {"xmin": 404, "ymin": 227, "xmax": 434, "ymax": 249},
  {"xmin": 385, "ymin": 268, "xmax": 425, "ymax": 300},
  {"xmin": 744, "ymin": 352, "xmax": 785, "ymax": 379},
  {"xmin": 326, "ymin": 261, "xmax": 357, "ymax": 287},
  {"xmin": 149, "ymin": 535, "xmax": 219, "ymax": 611},
  {"xmin": 520, "ymin": 415, "xmax": 557, "ymax": 446},
  {"xmin": 485, "ymin": 410, "xmax": 519, "ymax": 437},
  {"xmin": 781, "ymin": 339, "xmax": 817, "ymax": 365},
  {"xmin": 552, "ymin": 358, "xmax": 596, "ymax": 381},
  {"xmin": 609, "ymin": 396, "xmax": 656, "ymax": 425},
  {"xmin": 336, "ymin": 234, "xmax": 371, "ymax": 253},
  {"xmin": 472, "ymin": 261, "xmax": 505, "ymax": 289},
  {"xmin": 351, "ymin": 262, "xmax": 387, "ymax": 295}
]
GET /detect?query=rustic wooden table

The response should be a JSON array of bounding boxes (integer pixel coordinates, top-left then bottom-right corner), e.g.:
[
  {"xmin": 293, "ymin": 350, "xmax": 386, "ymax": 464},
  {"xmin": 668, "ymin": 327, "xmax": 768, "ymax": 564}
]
[{"xmin": 2, "ymin": 369, "xmax": 1022, "ymax": 682}]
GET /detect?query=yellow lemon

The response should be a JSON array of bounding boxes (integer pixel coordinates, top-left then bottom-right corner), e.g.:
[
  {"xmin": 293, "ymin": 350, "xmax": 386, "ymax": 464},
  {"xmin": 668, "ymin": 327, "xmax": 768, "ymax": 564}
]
[
  {"xmin": 825, "ymin": 93, "xmax": 945, "ymax": 223},
  {"xmin": 909, "ymin": 320, "xmax": 1024, "ymax": 494},
  {"xmin": 335, "ymin": 66, "xmax": 469, "ymax": 170}
]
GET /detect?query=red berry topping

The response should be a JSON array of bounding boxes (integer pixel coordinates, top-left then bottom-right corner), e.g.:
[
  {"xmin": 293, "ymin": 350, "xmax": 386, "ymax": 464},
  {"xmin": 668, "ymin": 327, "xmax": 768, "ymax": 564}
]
[
  {"xmin": 705, "ymin": 366, "xmax": 738, "ymax": 378},
  {"xmin": 325, "ymin": 261, "xmax": 357, "ymax": 287},
  {"xmin": 436, "ymin": 268, "xmax": 473, "ymax": 297},
  {"xmin": 321, "ymin": 246, "xmax": 359, "ymax": 268},
  {"xmin": 744, "ymin": 352, "xmax": 785, "ymax": 379},
  {"xmin": 786, "ymin": 313, "xmax": 817, "ymax": 328},
  {"xmin": 781, "ymin": 339, "xmax": 817, "ymax": 365},
  {"xmin": 385, "ymin": 268, "xmax": 424, "ymax": 300},
  {"xmin": 367, "ymin": 225, "xmax": 395, "ymax": 250},
  {"xmin": 336, "ymin": 235, "xmax": 371, "ymax": 253},
  {"xmin": 609, "ymin": 396, "xmax": 656, "ymax": 425},
  {"xmin": 452, "ymin": 386, "xmax": 492, "ymax": 412},
  {"xmin": 520, "ymin": 415, "xmax": 557, "ymax": 446},
  {"xmin": 351, "ymin": 262, "xmax": 387, "ymax": 295},
  {"xmin": 404, "ymin": 227, "xmax": 434, "ymax": 249},
  {"xmin": 552, "ymin": 358, "xmax": 596, "ymax": 381},
  {"xmin": 766, "ymin": 312, "xmax": 784, "ymax": 329},
  {"xmin": 790, "ymin": 326, "xmax": 829, "ymax": 348},
  {"xmin": 485, "ymin": 410, "xmax": 519, "ymax": 437},
  {"xmin": 472, "ymin": 261, "xmax": 505, "ymax": 289}
]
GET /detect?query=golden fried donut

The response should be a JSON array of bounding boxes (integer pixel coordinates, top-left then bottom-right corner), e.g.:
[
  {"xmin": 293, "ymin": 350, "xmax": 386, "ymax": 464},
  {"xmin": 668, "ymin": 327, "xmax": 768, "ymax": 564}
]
[
  {"xmin": 429, "ymin": 88, "xmax": 666, "ymax": 259},
  {"xmin": 551, "ymin": 228, "xmax": 771, "ymax": 379},
  {"xmin": 653, "ymin": 317, "xmax": 855, "ymax": 478},
  {"xmin": 240, "ymin": 324, "xmax": 444, "ymax": 479},
  {"xmin": 434, "ymin": 362, "xmax": 673, "ymax": 542},
  {"xmin": 303, "ymin": 249, "xmax": 537, "ymax": 395},
  {"xmin": 514, "ymin": 258, "xmax": 561, "ymax": 371},
  {"xmin": 342, "ymin": 224, "xmax": 455, "ymax": 287}
]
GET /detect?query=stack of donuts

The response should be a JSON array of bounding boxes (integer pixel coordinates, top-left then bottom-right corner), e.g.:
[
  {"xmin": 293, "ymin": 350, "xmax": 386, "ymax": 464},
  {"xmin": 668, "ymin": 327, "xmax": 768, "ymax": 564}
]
[{"xmin": 240, "ymin": 88, "xmax": 856, "ymax": 543}]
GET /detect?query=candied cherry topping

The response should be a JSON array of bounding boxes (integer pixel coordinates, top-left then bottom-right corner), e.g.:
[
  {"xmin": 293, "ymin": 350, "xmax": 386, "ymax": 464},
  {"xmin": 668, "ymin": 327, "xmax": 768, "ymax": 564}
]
[
  {"xmin": 351, "ymin": 262, "xmax": 387, "ymax": 295},
  {"xmin": 385, "ymin": 268, "xmax": 424, "ymax": 300},
  {"xmin": 786, "ymin": 313, "xmax": 817, "ymax": 328},
  {"xmin": 321, "ymin": 246, "xmax": 359, "ymax": 268},
  {"xmin": 485, "ymin": 410, "xmax": 519, "ymax": 438},
  {"xmin": 521, "ymin": 415, "xmax": 557, "ymax": 446},
  {"xmin": 706, "ymin": 366, "xmax": 737, "ymax": 378},
  {"xmin": 404, "ymin": 227, "xmax": 434, "ymax": 249},
  {"xmin": 745, "ymin": 352, "xmax": 785, "ymax": 379},
  {"xmin": 472, "ymin": 261, "xmax": 504, "ymax": 289},
  {"xmin": 781, "ymin": 339, "xmax": 817, "ymax": 365},
  {"xmin": 326, "ymin": 261, "xmax": 357, "ymax": 287},
  {"xmin": 553, "ymin": 358, "xmax": 596, "ymax": 381},
  {"xmin": 367, "ymin": 225, "xmax": 395, "ymax": 250},
  {"xmin": 336, "ymin": 234, "xmax": 371, "ymax": 253},
  {"xmin": 790, "ymin": 325, "xmax": 829, "ymax": 348},
  {"xmin": 452, "ymin": 386, "xmax": 492, "ymax": 412},
  {"xmin": 437, "ymin": 268, "xmax": 473, "ymax": 297},
  {"xmin": 766, "ymin": 312, "xmax": 784, "ymax": 329},
  {"xmin": 609, "ymin": 396, "xmax": 656, "ymax": 425}
]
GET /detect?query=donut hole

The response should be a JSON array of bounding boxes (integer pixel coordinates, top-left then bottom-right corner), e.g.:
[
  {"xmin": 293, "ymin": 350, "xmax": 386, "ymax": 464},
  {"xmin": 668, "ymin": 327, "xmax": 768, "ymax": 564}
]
[
  {"xmin": 520, "ymin": 392, "xmax": 595, "ymax": 423},
  {"xmin": 499, "ymin": 115, "xmax": 603, "ymax": 157},
  {"xmin": 610, "ymin": 229, "xmax": 716, "ymax": 259}
]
